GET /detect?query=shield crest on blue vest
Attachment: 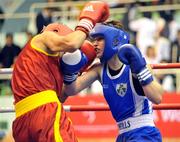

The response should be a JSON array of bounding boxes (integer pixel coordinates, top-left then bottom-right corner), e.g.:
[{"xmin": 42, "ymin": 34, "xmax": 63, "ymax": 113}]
[{"xmin": 116, "ymin": 83, "xmax": 127, "ymax": 97}]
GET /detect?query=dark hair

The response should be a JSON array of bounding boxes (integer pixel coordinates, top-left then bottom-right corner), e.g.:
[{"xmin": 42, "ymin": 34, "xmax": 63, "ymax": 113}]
[
  {"xmin": 143, "ymin": 12, "xmax": 152, "ymax": 19},
  {"xmin": 103, "ymin": 20, "xmax": 124, "ymax": 30},
  {"xmin": 6, "ymin": 33, "xmax": 13, "ymax": 38}
]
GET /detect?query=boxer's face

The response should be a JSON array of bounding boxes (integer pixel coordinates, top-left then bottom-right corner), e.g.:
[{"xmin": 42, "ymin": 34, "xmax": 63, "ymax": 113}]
[{"xmin": 91, "ymin": 36, "xmax": 105, "ymax": 58}]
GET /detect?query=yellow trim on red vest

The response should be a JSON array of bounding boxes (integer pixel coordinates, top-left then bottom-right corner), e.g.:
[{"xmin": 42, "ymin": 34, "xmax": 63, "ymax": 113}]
[{"xmin": 31, "ymin": 36, "xmax": 59, "ymax": 57}]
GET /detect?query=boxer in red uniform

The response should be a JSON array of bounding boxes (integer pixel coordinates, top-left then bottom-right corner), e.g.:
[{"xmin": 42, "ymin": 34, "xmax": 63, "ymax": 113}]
[{"xmin": 11, "ymin": 1, "xmax": 109, "ymax": 142}]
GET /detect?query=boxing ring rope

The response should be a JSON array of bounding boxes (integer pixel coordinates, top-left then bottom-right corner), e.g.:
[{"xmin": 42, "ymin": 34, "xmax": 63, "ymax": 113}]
[
  {"xmin": 150, "ymin": 63, "xmax": 180, "ymax": 69},
  {"xmin": 0, "ymin": 63, "xmax": 180, "ymax": 75},
  {"xmin": 61, "ymin": 104, "xmax": 180, "ymax": 111},
  {"xmin": 0, "ymin": 103, "xmax": 180, "ymax": 113}
]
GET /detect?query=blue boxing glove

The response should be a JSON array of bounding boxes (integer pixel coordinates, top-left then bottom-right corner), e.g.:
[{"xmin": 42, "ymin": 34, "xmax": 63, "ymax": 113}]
[
  {"xmin": 118, "ymin": 44, "xmax": 153, "ymax": 86},
  {"xmin": 60, "ymin": 49, "xmax": 88, "ymax": 84}
]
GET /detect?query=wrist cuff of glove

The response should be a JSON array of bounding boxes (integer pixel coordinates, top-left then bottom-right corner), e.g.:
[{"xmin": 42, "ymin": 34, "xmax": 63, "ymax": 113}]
[
  {"xmin": 137, "ymin": 67, "xmax": 153, "ymax": 86},
  {"xmin": 64, "ymin": 74, "xmax": 78, "ymax": 85},
  {"xmin": 75, "ymin": 19, "xmax": 94, "ymax": 36}
]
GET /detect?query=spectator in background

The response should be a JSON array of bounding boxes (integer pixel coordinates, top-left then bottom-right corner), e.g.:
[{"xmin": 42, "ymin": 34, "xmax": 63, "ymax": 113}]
[
  {"xmin": 122, "ymin": 2, "xmax": 139, "ymax": 33},
  {"xmin": 158, "ymin": 0, "xmax": 174, "ymax": 24},
  {"xmin": 0, "ymin": 33, "xmax": 21, "ymax": 96},
  {"xmin": 46, "ymin": 0, "xmax": 62, "ymax": 21},
  {"xmin": 0, "ymin": 33, "xmax": 21, "ymax": 68},
  {"xmin": 25, "ymin": 31, "xmax": 33, "ymax": 42},
  {"xmin": 171, "ymin": 29, "xmax": 180, "ymax": 63},
  {"xmin": 129, "ymin": 11, "xmax": 157, "ymax": 57},
  {"xmin": 145, "ymin": 45, "xmax": 158, "ymax": 64},
  {"xmin": 158, "ymin": 0, "xmax": 179, "ymax": 42},
  {"xmin": 0, "ymin": 6, "xmax": 4, "ymax": 31},
  {"xmin": 36, "ymin": 7, "xmax": 53, "ymax": 34},
  {"xmin": 156, "ymin": 59, "xmax": 176, "ymax": 92},
  {"xmin": 155, "ymin": 18, "xmax": 171, "ymax": 63},
  {"xmin": 168, "ymin": 16, "xmax": 180, "ymax": 43}
]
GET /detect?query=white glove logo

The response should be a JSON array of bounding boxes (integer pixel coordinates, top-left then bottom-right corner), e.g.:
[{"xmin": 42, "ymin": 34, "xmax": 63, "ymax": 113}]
[
  {"xmin": 84, "ymin": 5, "xmax": 94, "ymax": 12},
  {"xmin": 124, "ymin": 35, "xmax": 127, "ymax": 39}
]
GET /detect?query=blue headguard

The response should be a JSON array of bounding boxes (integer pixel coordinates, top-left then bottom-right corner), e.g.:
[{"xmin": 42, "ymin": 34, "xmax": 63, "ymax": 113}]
[{"xmin": 90, "ymin": 23, "xmax": 130, "ymax": 63}]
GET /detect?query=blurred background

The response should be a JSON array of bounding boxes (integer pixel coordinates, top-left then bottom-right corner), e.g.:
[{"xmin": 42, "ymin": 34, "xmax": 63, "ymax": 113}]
[{"xmin": 0, "ymin": 0, "xmax": 180, "ymax": 142}]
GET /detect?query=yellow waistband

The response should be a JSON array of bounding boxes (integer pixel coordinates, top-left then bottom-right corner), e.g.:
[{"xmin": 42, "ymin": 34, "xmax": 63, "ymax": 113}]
[{"xmin": 15, "ymin": 90, "xmax": 59, "ymax": 118}]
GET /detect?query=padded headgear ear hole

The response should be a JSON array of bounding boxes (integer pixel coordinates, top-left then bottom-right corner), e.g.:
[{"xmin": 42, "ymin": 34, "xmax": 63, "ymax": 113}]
[
  {"xmin": 43, "ymin": 23, "xmax": 73, "ymax": 36},
  {"xmin": 53, "ymin": 29, "xmax": 59, "ymax": 33}
]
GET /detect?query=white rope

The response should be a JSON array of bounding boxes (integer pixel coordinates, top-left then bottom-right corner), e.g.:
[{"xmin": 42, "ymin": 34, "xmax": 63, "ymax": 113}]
[{"xmin": 0, "ymin": 68, "xmax": 13, "ymax": 74}]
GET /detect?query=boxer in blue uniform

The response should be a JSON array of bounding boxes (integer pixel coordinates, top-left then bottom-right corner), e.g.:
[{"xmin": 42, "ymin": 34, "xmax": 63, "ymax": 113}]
[{"xmin": 62, "ymin": 21, "xmax": 164, "ymax": 142}]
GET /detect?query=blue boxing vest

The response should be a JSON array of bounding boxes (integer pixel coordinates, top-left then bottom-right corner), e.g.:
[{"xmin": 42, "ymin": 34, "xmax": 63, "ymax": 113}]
[{"xmin": 101, "ymin": 64, "xmax": 153, "ymax": 122}]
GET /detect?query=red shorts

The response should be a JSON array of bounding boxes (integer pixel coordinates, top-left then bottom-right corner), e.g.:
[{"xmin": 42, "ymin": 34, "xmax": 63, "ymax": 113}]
[{"xmin": 13, "ymin": 103, "xmax": 78, "ymax": 142}]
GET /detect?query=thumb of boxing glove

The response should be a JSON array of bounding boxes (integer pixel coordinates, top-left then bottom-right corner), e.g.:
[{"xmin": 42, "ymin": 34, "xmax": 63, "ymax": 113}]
[
  {"xmin": 117, "ymin": 44, "xmax": 131, "ymax": 65},
  {"xmin": 80, "ymin": 40, "xmax": 97, "ymax": 73}
]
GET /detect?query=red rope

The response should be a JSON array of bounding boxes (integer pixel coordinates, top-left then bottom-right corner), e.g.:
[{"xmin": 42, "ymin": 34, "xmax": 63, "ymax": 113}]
[
  {"xmin": 150, "ymin": 63, "xmax": 180, "ymax": 69},
  {"xmin": 66, "ymin": 104, "xmax": 180, "ymax": 111},
  {"xmin": 153, "ymin": 103, "xmax": 180, "ymax": 110},
  {"xmin": 0, "ymin": 104, "xmax": 180, "ymax": 113}
]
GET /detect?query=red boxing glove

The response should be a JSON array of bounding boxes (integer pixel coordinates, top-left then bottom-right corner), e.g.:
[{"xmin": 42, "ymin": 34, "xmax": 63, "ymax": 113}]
[
  {"xmin": 80, "ymin": 40, "xmax": 97, "ymax": 73},
  {"xmin": 76, "ymin": 1, "xmax": 109, "ymax": 36}
]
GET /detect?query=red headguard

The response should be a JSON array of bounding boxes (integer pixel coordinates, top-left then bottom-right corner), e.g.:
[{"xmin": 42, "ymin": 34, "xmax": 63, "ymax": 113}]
[{"xmin": 43, "ymin": 23, "xmax": 73, "ymax": 36}]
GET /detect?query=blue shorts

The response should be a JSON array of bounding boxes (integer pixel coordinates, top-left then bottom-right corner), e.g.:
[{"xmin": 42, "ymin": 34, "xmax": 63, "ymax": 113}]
[{"xmin": 116, "ymin": 126, "xmax": 162, "ymax": 142}]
